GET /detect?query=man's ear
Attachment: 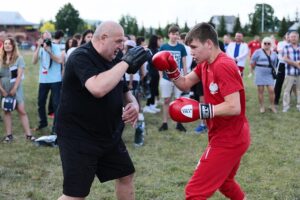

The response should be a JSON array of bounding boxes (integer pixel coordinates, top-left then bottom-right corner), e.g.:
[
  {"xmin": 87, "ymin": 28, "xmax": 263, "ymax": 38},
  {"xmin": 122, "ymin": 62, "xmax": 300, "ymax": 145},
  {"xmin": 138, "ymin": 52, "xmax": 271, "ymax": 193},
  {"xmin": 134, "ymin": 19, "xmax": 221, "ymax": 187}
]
[{"xmin": 206, "ymin": 39, "xmax": 214, "ymax": 49}]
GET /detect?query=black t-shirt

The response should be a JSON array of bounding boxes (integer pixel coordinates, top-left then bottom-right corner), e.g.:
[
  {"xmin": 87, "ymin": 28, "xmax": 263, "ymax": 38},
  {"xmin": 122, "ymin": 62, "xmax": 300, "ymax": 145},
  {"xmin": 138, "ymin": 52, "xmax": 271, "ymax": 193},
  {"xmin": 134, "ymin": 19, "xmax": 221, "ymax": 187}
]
[{"xmin": 56, "ymin": 42, "xmax": 128, "ymax": 147}]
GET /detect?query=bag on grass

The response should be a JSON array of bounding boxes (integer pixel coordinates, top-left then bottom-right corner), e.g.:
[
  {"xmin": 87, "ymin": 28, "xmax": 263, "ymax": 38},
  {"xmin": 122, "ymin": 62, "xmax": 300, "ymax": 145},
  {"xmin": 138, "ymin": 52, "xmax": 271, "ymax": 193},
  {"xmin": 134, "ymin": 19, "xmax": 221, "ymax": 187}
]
[{"xmin": 34, "ymin": 135, "xmax": 58, "ymax": 147}]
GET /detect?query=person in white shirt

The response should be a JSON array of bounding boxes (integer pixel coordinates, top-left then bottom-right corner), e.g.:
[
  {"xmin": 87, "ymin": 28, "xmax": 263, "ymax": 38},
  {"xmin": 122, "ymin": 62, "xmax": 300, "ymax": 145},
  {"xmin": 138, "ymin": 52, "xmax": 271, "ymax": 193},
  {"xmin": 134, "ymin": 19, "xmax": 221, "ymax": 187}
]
[
  {"xmin": 226, "ymin": 32, "xmax": 249, "ymax": 76},
  {"xmin": 274, "ymin": 32, "xmax": 290, "ymax": 106}
]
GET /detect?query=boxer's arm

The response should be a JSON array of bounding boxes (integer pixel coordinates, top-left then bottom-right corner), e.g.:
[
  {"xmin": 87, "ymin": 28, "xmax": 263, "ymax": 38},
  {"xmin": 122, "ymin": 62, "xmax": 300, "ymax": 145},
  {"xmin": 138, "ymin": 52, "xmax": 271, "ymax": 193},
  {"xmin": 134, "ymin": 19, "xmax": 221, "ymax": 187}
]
[{"xmin": 213, "ymin": 92, "xmax": 241, "ymax": 116}]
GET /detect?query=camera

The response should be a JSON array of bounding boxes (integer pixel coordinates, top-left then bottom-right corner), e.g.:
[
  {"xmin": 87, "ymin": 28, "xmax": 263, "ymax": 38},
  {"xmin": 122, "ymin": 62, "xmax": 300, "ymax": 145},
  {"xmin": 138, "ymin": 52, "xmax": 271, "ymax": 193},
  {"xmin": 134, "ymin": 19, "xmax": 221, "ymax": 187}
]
[{"xmin": 41, "ymin": 38, "xmax": 52, "ymax": 47}]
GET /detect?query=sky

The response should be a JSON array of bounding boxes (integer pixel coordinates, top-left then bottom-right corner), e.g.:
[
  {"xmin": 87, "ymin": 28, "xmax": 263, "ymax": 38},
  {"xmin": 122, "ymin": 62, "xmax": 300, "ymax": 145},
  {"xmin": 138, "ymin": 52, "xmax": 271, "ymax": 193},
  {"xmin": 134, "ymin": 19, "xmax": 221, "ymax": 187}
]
[{"xmin": 1, "ymin": 0, "xmax": 299, "ymax": 28}]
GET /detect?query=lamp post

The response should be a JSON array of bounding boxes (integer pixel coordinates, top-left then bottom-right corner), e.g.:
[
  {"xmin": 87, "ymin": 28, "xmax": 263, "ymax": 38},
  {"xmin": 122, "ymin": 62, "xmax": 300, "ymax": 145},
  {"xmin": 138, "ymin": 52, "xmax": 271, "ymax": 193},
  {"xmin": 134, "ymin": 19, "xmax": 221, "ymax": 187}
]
[{"xmin": 261, "ymin": 3, "xmax": 264, "ymax": 33}]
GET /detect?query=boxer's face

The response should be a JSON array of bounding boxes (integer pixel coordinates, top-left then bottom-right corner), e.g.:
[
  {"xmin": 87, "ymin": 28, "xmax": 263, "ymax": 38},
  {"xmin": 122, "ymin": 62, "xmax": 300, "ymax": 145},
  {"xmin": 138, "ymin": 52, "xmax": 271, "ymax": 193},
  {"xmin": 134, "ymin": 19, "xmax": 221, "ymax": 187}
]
[{"xmin": 188, "ymin": 39, "xmax": 209, "ymax": 63}]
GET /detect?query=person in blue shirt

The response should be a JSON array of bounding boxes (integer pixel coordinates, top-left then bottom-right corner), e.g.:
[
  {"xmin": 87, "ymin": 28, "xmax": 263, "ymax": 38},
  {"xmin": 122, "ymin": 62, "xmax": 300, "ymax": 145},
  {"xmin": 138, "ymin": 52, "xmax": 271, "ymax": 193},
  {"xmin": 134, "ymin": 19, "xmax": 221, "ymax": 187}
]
[
  {"xmin": 32, "ymin": 31, "xmax": 63, "ymax": 133},
  {"xmin": 158, "ymin": 25, "xmax": 188, "ymax": 132}
]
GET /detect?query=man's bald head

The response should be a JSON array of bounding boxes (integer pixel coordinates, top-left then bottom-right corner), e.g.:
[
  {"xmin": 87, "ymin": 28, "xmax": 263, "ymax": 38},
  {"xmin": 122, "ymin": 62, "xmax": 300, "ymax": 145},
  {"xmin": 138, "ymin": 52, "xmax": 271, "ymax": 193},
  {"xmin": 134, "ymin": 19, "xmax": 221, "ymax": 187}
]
[
  {"xmin": 93, "ymin": 21, "xmax": 124, "ymax": 41},
  {"xmin": 92, "ymin": 21, "xmax": 125, "ymax": 61}
]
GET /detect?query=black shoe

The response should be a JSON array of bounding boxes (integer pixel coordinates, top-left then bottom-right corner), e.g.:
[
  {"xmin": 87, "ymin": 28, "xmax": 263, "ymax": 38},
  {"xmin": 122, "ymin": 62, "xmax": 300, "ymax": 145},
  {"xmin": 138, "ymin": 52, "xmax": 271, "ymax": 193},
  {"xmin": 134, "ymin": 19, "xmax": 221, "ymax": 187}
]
[
  {"xmin": 159, "ymin": 123, "xmax": 168, "ymax": 131},
  {"xmin": 176, "ymin": 123, "xmax": 186, "ymax": 132}
]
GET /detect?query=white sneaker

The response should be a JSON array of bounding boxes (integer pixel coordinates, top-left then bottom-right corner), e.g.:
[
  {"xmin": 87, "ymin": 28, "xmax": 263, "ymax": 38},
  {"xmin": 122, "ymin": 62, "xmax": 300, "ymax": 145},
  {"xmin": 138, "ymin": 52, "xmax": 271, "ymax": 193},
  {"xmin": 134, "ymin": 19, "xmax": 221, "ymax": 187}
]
[
  {"xmin": 282, "ymin": 106, "xmax": 289, "ymax": 112},
  {"xmin": 143, "ymin": 106, "xmax": 156, "ymax": 114},
  {"xmin": 150, "ymin": 104, "xmax": 161, "ymax": 112}
]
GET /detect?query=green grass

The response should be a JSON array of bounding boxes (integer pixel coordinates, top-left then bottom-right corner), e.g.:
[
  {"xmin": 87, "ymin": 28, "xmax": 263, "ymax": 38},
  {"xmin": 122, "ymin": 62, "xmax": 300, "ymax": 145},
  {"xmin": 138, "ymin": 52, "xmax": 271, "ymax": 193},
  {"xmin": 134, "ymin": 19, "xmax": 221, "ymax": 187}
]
[{"xmin": 0, "ymin": 51, "xmax": 299, "ymax": 200}]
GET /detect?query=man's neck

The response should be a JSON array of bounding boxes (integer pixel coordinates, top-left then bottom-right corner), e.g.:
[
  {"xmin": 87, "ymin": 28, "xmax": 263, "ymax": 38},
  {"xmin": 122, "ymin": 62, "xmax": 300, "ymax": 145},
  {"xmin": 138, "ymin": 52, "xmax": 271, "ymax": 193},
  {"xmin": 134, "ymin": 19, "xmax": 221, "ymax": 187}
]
[
  {"xmin": 291, "ymin": 43, "xmax": 299, "ymax": 48},
  {"xmin": 53, "ymin": 39, "xmax": 60, "ymax": 44},
  {"xmin": 168, "ymin": 41, "xmax": 177, "ymax": 46},
  {"xmin": 208, "ymin": 48, "xmax": 222, "ymax": 64}
]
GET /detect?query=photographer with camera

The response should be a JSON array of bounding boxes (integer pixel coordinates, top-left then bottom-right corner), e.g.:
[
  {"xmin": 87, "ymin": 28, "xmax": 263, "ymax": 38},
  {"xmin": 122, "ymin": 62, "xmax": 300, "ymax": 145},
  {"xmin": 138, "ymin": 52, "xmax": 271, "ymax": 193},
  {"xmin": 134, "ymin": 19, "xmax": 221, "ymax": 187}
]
[{"xmin": 32, "ymin": 31, "xmax": 63, "ymax": 133}]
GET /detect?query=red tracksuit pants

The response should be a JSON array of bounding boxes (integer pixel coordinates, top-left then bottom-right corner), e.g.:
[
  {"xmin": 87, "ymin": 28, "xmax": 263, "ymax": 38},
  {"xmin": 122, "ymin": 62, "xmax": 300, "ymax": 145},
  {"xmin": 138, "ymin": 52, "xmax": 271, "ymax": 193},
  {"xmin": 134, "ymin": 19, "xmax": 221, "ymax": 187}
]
[{"xmin": 185, "ymin": 141, "xmax": 250, "ymax": 200}]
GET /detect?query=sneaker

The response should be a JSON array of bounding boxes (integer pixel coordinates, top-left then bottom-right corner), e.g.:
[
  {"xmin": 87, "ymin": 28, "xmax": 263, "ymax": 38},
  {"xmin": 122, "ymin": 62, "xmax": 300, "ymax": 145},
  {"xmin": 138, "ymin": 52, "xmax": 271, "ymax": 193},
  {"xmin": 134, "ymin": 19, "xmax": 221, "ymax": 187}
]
[
  {"xmin": 150, "ymin": 104, "xmax": 161, "ymax": 112},
  {"xmin": 195, "ymin": 124, "xmax": 207, "ymax": 134},
  {"xmin": 159, "ymin": 123, "xmax": 168, "ymax": 131},
  {"xmin": 143, "ymin": 106, "xmax": 156, "ymax": 114},
  {"xmin": 26, "ymin": 135, "xmax": 36, "ymax": 142},
  {"xmin": 282, "ymin": 106, "xmax": 289, "ymax": 112},
  {"xmin": 3, "ymin": 134, "xmax": 14, "ymax": 143},
  {"xmin": 176, "ymin": 123, "xmax": 186, "ymax": 132}
]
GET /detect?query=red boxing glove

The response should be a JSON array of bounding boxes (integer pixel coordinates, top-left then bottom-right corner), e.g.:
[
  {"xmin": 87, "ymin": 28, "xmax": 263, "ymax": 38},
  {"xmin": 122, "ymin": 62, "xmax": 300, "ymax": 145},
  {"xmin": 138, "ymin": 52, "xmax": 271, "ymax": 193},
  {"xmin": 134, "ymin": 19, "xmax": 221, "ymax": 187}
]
[
  {"xmin": 152, "ymin": 51, "xmax": 180, "ymax": 81},
  {"xmin": 169, "ymin": 97, "xmax": 214, "ymax": 123}
]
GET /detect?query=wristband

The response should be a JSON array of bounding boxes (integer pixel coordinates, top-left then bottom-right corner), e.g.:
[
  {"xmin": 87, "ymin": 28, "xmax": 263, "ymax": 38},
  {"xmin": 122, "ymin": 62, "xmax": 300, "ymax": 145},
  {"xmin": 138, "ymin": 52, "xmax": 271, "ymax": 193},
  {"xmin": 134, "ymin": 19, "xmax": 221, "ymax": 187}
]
[
  {"xmin": 166, "ymin": 68, "xmax": 181, "ymax": 81},
  {"xmin": 200, "ymin": 104, "xmax": 214, "ymax": 119}
]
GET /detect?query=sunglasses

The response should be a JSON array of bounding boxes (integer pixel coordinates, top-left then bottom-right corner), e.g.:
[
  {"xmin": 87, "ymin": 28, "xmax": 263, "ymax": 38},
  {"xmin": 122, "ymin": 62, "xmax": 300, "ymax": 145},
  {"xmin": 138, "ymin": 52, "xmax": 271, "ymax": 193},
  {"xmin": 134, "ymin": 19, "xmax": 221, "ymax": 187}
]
[{"xmin": 264, "ymin": 42, "xmax": 271, "ymax": 45}]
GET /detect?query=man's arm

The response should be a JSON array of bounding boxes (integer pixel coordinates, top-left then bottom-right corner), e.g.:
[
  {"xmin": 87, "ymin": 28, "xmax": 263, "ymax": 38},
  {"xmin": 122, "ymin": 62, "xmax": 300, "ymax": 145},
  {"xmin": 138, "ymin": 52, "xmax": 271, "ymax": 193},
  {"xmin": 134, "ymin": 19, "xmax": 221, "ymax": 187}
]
[
  {"xmin": 44, "ymin": 45, "xmax": 63, "ymax": 64},
  {"xmin": 173, "ymin": 71, "xmax": 200, "ymax": 91},
  {"xmin": 32, "ymin": 38, "xmax": 43, "ymax": 64},
  {"xmin": 85, "ymin": 46, "xmax": 151, "ymax": 98},
  {"xmin": 214, "ymin": 91, "xmax": 241, "ymax": 116},
  {"xmin": 122, "ymin": 90, "xmax": 139, "ymax": 127},
  {"xmin": 182, "ymin": 56, "xmax": 187, "ymax": 75},
  {"xmin": 283, "ymin": 56, "xmax": 300, "ymax": 68},
  {"xmin": 85, "ymin": 61, "xmax": 129, "ymax": 98}
]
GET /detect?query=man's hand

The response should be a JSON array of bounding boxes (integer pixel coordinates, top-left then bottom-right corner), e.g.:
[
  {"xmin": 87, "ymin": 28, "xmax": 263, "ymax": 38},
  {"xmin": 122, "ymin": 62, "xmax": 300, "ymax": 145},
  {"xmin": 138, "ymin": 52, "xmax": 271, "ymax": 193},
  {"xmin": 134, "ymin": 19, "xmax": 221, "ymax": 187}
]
[
  {"xmin": 122, "ymin": 46, "xmax": 152, "ymax": 74},
  {"xmin": 122, "ymin": 102, "xmax": 139, "ymax": 127},
  {"xmin": 43, "ymin": 44, "xmax": 52, "ymax": 54}
]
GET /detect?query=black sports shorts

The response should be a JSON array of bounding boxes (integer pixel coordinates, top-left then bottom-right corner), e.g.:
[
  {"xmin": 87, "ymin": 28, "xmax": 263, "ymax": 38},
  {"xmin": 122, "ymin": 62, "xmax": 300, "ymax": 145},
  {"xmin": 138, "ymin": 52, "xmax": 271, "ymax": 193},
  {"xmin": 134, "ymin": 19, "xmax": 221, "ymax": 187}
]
[{"xmin": 58, "ymin": 137, "xmax": 135, "ymax": 197}]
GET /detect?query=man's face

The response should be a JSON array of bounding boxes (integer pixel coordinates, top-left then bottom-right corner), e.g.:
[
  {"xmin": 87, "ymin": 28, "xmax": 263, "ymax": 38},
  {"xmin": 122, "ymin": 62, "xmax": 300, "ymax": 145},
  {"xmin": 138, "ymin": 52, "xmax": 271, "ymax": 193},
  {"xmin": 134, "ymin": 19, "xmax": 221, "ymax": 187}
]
[
  {"xmin": 235, "ymin": 33, "xmax": 243, "ymax": 43},
  {"xmin": 102, "ymin": 29, "xmax": 125, "ymax": 61},
  {"xmin": 168, "ymin": 31, "xmax": 179, "ymax": 43},
  {"xmin": 223, "ymin": 35, "xmax": 230, "ymax": 44},
  {"xmin": 42, "ymin": 32, "xmax": 51, "ymax": 40},
  {"xmin": 188, "ymin": 39, "xmax": 209, "ymax": 64},
  {"xmin": 289, "ymin": 32, "xmax": 299, "ymax": 45}
]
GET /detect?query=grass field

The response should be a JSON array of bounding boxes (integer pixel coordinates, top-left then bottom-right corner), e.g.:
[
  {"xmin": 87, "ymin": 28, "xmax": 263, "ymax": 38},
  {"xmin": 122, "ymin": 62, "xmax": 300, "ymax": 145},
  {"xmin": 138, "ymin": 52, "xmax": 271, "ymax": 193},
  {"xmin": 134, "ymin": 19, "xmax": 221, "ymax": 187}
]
[{"xmin": 0, "ymin": 51, "xmax": 299, "ymax": 200}]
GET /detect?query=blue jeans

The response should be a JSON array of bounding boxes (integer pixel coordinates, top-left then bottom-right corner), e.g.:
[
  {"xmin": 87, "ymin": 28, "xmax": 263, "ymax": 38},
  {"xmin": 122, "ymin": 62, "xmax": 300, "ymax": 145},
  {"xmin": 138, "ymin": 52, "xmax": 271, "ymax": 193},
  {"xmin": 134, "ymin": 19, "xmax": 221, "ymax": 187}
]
[{"xmin": 38, "ymin": 82, "xmax": 61, "ymax": 131}]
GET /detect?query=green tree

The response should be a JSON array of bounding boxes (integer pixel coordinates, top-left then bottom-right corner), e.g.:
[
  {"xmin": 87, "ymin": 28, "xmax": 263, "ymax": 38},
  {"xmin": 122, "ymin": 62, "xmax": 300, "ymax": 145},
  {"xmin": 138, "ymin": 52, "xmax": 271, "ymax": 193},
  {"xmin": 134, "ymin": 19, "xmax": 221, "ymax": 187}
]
[
  {"xmin": 278, "ymin": 17, "xmax": 289, "ymax": 37},
  {"xmin": 217, "ymin": 16, "xmax": 227, "ymax": 37},
  {"xmin": 181, "ymin": 22, "xmax": 190, "ymax": 33},
  {"xmin": 156, "ymin": 24, "xmax": 164, "ymax": 37},
  {"xmin": 243, "ymin": 23, "xmax": 251, "ymax": 36},
  {"xmin": 249, "ymin": 14, "xmax": 260, "ymax": 36},
  {"xmin": 139, "ymin": 25, "xmax": 146, "ymax": 37},
  {"xmin": 55, "ymin": 3, "xmax": 84, "ymax": 36},
  {"xmin": 119, "ymin": 15, "xmax": 139, "ymax": 36},
  {"xmin": 233, "ymin": 17, "xmax": 242, "ymax": 33},
  {"xmin": 146, "ymin": 26, "xmax": 154, "ymax": 38},
  {"xmin": 250, "ymin": 3, "xmax": 279, "ymax": 32}
]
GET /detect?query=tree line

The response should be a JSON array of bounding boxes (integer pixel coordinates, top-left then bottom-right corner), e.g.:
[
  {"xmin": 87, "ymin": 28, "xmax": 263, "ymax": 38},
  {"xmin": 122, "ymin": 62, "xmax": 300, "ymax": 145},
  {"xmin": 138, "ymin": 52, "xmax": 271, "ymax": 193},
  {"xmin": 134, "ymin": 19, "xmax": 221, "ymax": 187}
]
[{"xmin": 40, "ymin": 3, "xmax": 299, "ymax": 38}]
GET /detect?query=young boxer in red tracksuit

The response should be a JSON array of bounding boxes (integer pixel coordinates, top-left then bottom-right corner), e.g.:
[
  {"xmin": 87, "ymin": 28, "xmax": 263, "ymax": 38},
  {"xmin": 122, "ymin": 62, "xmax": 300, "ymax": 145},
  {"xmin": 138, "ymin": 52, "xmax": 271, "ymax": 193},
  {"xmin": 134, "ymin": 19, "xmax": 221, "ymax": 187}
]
[{"xmin": 152, "ymin": 22, "xmax": 250, "ymax": 200}]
